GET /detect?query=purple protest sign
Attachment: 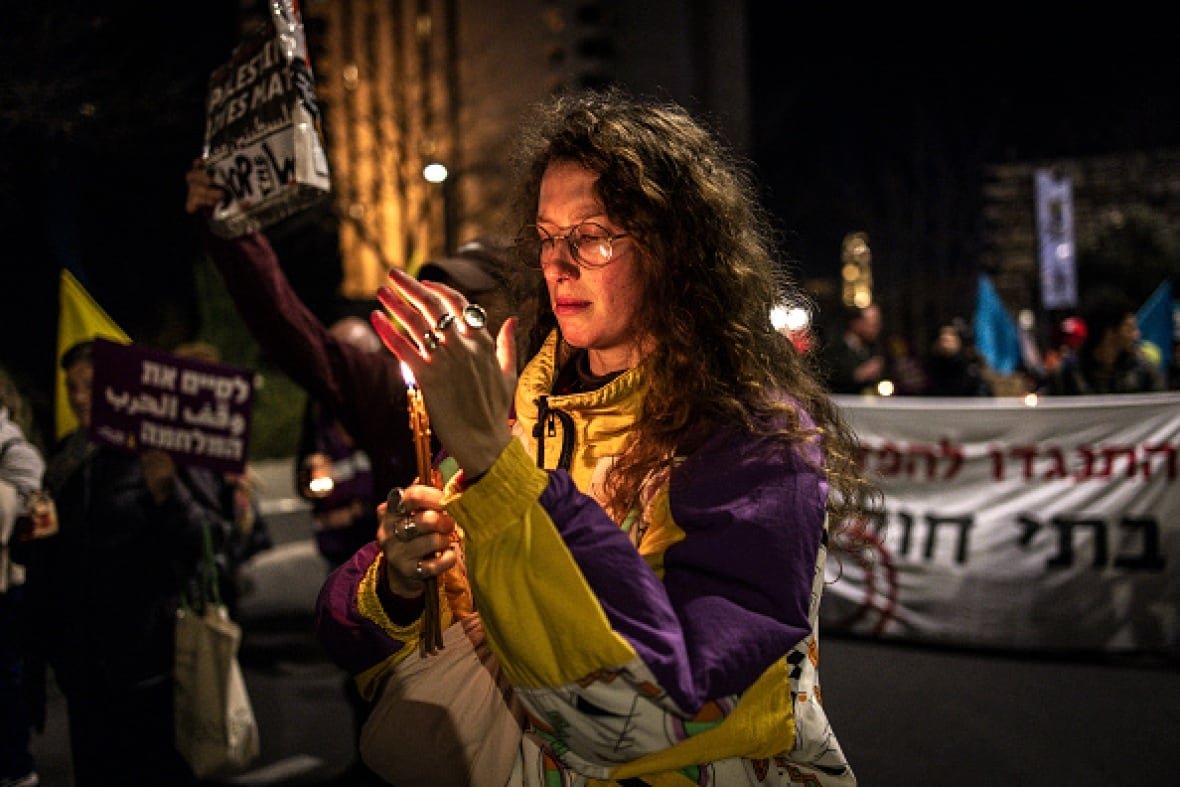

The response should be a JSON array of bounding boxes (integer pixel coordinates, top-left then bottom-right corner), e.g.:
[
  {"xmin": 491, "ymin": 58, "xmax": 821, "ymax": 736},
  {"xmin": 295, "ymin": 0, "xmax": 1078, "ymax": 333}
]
[{"xmin": 89, "ymin": 338, "xmax": 255, "ymax": 474}]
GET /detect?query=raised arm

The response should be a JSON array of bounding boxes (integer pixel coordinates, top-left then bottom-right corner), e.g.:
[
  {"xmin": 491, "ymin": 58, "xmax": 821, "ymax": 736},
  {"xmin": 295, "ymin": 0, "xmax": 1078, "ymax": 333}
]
[{"xmin": 184, "ymin": 160, "xmax": 411, "ymax": 481}]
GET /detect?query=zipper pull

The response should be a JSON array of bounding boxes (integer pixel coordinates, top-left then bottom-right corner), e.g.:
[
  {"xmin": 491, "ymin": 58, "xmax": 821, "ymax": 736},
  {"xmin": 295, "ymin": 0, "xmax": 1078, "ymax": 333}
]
[{"xmin": 533, "ymin": 396, "xmax": 549, "ymax": 468}]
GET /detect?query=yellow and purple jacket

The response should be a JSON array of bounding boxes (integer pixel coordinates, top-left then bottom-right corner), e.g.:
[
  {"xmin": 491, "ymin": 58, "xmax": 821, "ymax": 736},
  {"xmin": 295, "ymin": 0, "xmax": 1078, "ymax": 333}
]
[{"xmin": 315, "ymin": 331, "xmax": 855, "ymax": 785}]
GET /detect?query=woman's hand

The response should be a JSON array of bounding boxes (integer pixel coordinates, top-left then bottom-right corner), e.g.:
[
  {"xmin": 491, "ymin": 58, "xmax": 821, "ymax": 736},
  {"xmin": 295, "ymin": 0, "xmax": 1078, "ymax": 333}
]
[
  {"xmin": 370, "ymin": 267, "xmax": 517, "ymax": 478},
  {"xmin": 378, "ymin": 485, "xmax": 459, "ymax": 598},
  {"xmin": 184, "ymin": 158, "xmax": 225, "ymax": 216}
]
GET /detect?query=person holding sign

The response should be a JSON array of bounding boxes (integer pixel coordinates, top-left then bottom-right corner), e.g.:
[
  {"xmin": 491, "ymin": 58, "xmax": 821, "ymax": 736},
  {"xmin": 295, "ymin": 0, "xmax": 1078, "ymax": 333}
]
[{"xmin": 19, "ymin": 340, "xmax": 240, "ymax": 787}]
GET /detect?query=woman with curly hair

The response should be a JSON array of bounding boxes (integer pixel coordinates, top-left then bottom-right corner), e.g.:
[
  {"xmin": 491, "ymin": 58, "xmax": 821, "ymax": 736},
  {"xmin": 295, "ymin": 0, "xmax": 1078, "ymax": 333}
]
[{"xmin": 316, "ymin": 87, "xmax": 873, "ymax": 786}]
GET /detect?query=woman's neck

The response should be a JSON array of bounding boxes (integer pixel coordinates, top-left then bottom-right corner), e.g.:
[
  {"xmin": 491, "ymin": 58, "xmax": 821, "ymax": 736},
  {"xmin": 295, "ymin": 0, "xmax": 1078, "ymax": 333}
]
[{"xmin": 586, "ymin": 338, "xmax": 652, "ymax": 376}]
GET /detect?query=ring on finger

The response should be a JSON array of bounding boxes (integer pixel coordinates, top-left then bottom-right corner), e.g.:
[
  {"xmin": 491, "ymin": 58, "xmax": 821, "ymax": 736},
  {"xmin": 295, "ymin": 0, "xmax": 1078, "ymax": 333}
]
[
  {"xmin": 462, "ymin": 303, "xmax": 487, "ymax": 330},
  {"xmin": 388, "ymin": 487, "xmax": 410, "ymax": 516},
  {"xmin": 414, "ymin": 560, "xmax": 426, "ymax": 581},
  {"xmin": 435, "ymin": 313, "xmax": 456, "ymax": 332},
  {"xmin": 423, "ymin": 330, "xmax": 441, "ymax": 351},
  {"xmin": 401, "ymin": 518, "xmax": 419, "ymax": 540},
  {"xmin": 393, "ymin": 515, "xmax": 416, "ymax": 542}
]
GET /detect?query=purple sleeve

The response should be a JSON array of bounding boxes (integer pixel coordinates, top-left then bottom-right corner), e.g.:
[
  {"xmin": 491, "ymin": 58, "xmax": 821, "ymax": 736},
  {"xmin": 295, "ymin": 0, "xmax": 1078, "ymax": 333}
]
[
  {"xmin": 202, "ymin": 231, "xmax": 360, "ymax": 404},
  {"xmin": 538, "ymin": 473, "xmax": 693, "ymax": 699},
  {"xmin": 664, "ymin": 425, "xmax": 826, "ymax": 698},
  {"xmin": 542, "ymin": 420, "xmax": 827, "ymax": 708},
  {"xmin": 314, "ymin": 541, "xmax": 406, "ymax": 676}
]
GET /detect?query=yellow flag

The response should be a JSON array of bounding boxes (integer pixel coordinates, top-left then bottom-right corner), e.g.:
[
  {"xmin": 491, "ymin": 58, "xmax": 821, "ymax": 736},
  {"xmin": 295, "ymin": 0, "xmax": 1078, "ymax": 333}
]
[{"xmin": 56, "ymin": 270, "xmax": 131, "ymax": 440}]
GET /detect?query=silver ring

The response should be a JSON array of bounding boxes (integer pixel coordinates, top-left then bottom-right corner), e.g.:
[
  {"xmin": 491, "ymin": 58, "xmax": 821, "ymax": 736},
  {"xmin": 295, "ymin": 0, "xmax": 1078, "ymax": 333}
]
[
  {"xmin": 389, "ymin": 487, "xmax": 409, "ymax": 516},
  {"xmin": 414, "ymin": 561, "xmax": 426, "ymax": 580},
  {"xmin": 435, "ymin": 313, "xmax": 456, "ymax": 332},
  {"xmin": 462, "ymin": 304, "xmax": 487, "ymax": 330},
  {"xmin": 393, "ymin": 514, "xmax": 416, "ymax": 542},
  {"xmin": 423, "ymin": 330, "xmax": 441, "ymax": 351}
]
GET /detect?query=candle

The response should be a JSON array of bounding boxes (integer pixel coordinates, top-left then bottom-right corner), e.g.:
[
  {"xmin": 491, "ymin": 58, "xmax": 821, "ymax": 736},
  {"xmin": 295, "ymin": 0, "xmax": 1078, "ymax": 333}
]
[
  {"xmin": 400, "ymin": 361, "xmax": 445, "ymax": 655},
  {"xmin": 401, "ymin": 362, "xmax": 434, "ymax": 482}
]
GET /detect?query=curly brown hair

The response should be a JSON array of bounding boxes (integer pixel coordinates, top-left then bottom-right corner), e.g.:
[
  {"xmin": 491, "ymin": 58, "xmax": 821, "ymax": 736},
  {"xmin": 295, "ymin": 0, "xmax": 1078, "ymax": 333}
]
[{"xmin": 507, "ymin": 88, "xmax": 875, "ymax": 529}]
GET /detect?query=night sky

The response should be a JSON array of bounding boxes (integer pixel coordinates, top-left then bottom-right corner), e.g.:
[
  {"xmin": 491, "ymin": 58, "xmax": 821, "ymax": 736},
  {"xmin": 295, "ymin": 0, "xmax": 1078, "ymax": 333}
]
[
  {"xmin": 1, "ymin": 2, "xmax": 240, "ymax": 437},
  {"xmin": 3, "ymin": 5, "xmax": 1178, "ymax": 441},
  {"xmin": 746, "ymin": 16, "xmax": 1180, "ymax": 286}
]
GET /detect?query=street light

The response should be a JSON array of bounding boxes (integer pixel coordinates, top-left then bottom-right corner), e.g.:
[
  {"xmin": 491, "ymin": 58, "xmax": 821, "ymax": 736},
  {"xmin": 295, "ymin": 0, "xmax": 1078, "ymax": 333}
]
[
  {"xmin": 841, "ymin": 231, "xmax": 872, "ymax": 308},
  {"xmin": 422, "ymin": 161, "xmax": 455, "ymax": 252},
  {"xmin": 422, "ymin": 162, "xmax": 448, "ymax": 183}
]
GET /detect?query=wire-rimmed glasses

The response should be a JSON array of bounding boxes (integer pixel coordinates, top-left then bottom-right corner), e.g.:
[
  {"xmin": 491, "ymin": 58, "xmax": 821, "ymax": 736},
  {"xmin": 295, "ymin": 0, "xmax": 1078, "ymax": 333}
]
[{"xmin": 517, "ymin": 221, "xmax": 629, "ymax": 269}]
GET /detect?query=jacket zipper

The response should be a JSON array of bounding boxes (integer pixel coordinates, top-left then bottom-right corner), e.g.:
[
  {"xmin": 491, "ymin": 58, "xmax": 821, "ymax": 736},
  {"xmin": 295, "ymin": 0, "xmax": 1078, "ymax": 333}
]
[{"xmin": 533, "ymin": 395, "xmax": 577, "ymax": 471}]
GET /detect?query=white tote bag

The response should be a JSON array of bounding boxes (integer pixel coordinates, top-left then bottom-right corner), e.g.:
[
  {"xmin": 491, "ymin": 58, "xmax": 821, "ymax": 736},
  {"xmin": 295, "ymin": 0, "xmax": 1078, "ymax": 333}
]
[{"xmin": 174, "ymin": 525, "xmax": 260, "ymax": 778}]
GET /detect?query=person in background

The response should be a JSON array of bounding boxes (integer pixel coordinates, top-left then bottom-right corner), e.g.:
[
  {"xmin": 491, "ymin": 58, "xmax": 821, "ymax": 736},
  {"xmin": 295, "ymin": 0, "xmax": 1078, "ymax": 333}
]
[
  {"xmin": 1047, "ymin": 286, "xmax": 1165, "ymax": 395},
  {"xmin": 19, "ymin": 340, "xmax": 237, "ymax": 786},
  {"xmin": 316, "ymin": 87, "xmax": 873, "ymax": 785},
  {"xmin": 295, "ymin": 317, "xmax": 383, "ymax": 570},
  {"xmin": 818, "ymin": 302, "xmax": 888, "ymax": 394},
  {"xmin": 923, "ymin": 317, "xmax": 993, "ymax": 397},
  {"xmin": 170, "ymin": 341, "xmax": 272, "ymax": 617},
  {"xmin": 883, "ymin": 333, "xmax": 928, "ymax": 395},
  {"xmin": 0, "ymin": 366, "xmax": 45, "ymax": 787},
  {"xmin": 1016, "ymin": 308, "xmax": 1048, "ymax": 391},
  {"xmin": 1042, "ymin": 314, "xmax": 1086, "ymax": 380}
]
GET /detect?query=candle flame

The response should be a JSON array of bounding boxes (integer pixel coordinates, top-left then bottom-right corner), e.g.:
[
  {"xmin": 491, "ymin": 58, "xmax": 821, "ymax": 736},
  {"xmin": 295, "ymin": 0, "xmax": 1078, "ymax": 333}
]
[{"xmin": 400, "ymin": 361, "xmax": 417, "ymax": 387}]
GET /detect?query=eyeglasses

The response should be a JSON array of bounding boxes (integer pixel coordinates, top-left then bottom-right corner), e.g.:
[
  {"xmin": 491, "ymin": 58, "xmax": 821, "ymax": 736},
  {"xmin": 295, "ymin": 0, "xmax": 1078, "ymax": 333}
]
[{"xmin": 517, "ymin": 221, "xmax": 629, "ymax": 269}]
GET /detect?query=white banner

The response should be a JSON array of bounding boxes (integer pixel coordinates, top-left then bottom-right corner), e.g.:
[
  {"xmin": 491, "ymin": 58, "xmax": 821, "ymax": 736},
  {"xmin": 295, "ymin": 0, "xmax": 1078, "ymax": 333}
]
[{"xmin": 822, "ymin": 393, "xmax": 1180, "ymax": 655}]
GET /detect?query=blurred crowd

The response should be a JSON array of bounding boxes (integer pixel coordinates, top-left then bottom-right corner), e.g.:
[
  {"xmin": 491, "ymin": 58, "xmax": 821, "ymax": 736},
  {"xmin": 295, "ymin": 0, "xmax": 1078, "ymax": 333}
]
[{"xmin": 809, "ymin": 285, "xmax": 1174, "ymax": 399}]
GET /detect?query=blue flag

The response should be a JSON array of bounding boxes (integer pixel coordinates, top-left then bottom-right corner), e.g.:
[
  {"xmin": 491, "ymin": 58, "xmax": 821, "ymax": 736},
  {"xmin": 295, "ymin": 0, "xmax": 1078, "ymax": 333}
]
[
  {"xmin": 974, "ymin": 275, "xmax": 1021, "ymax": 374},
  {"xmin": 1137, "ymin": 279, "xmax": 1173, "ymax": 374}
]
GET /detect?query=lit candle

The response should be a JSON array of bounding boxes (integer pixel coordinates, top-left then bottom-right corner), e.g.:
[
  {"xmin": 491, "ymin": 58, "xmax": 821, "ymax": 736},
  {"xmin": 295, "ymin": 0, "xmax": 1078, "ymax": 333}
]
[
  {"xmin": 400, "ymin": 361, "xmax": 444, "ymax": 655},
  {"xmin": 401, "ymin": 362, "xmax": 434, "ymax": 483}
]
